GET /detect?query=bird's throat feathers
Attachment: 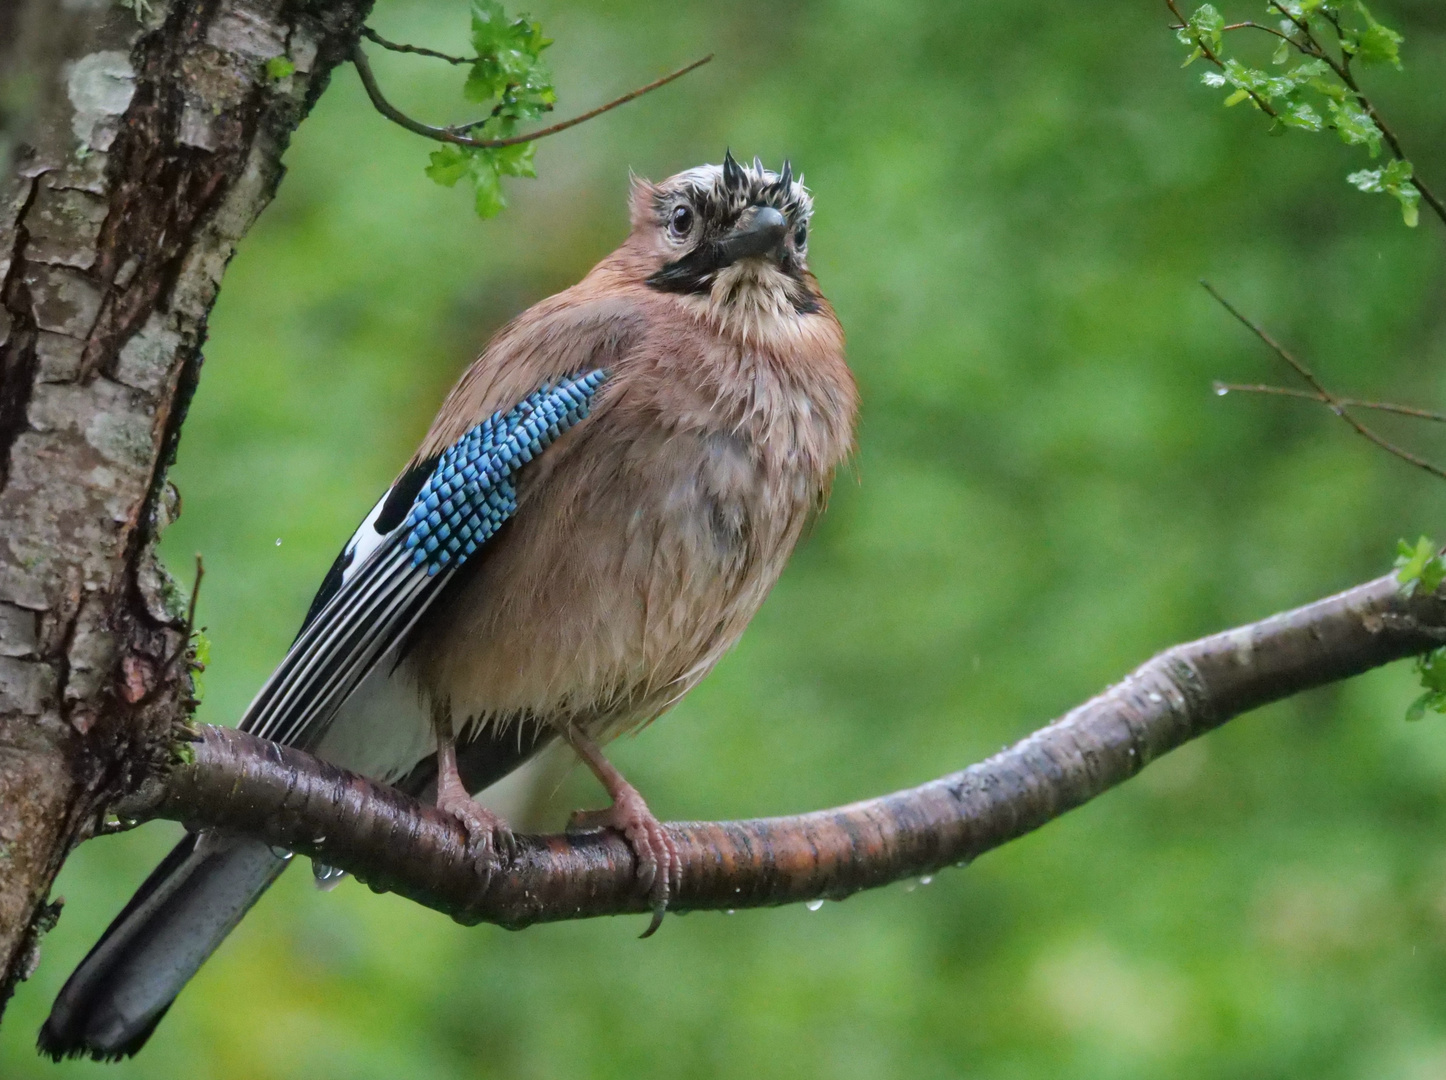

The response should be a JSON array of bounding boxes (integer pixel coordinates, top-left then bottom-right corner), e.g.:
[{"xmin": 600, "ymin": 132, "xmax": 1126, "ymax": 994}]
[{"xmin": 678, "ymin": 261, "xmax": 824, "ymax": 348}]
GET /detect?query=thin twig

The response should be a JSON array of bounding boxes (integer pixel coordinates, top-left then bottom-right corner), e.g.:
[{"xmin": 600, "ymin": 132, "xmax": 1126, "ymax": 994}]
[
  {"xmin": 360, "ymin": 26, "xmax": 475, "ymax": 66},
  {"xmin": 1212, "ymin": 382, "xmax": 1446, "ymax": 424},
  {"xmin": 352, "ymin": 46, "xmax": 712, "ymax": 150},
  {"xmin": 1203, "ymin": 282, "xmax": 1446, "ymax": 482},
  {"xmin": 114, "ymin": 572, "xmax": 1446, "ymax": 930},
  {"xmin": 1220, "ymin": 20, "xmax": 1298, "ymax": 44}
]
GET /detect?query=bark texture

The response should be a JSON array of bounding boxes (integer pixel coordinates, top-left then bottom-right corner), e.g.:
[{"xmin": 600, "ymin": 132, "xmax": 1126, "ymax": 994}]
[
  {"xmin": 116, "ymin": 572, "xmax": 1446, "ymax": 929},
  {"xmin": 0, "ymin": 0, "xmax": 371, "ymax": 1014}
]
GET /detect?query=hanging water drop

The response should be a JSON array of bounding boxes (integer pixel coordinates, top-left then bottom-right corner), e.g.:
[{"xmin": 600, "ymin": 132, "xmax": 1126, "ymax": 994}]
[
  {"xmin": 1214, "ymin": 383, "xmax": 1229, "ymax": 397},
  {"xmin": 920, "ymin": 875, "xmax": 933, "ymax": 886},
  {"xmin": 275, "ymin": 537, "xmax": 283, "ymax": 546},
  {"xmin": 805, "ymin": 898, "xmax": 824, "ymax": 911},
  {"xmin": 268, "ymin": 845, "xmax": 294, "ymax": 861}
]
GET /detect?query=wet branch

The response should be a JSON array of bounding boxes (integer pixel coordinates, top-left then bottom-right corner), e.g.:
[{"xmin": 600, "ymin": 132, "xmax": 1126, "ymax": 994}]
[
  {"xmin": 114, "ymin": 572, "xmax": 1446, "ymax": 931},
  {"xmin": 351, "ymin": 46, "xmax": 711, "ymax": 150}
]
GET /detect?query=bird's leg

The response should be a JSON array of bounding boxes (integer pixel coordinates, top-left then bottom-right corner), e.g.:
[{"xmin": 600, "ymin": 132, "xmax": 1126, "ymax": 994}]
[
  {"xmin": 433, "ymin": 707, "xmax": 515, "ymax": 863},
  {"xmin": 563, "ymin": 726, "xmax": 680, "ymax": 936}
]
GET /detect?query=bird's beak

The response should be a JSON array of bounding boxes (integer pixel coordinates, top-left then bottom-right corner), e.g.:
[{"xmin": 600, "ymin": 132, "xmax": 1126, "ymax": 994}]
[{"xmin": 715, "ymin": 205, "xmax": 788, "ymax": 265}]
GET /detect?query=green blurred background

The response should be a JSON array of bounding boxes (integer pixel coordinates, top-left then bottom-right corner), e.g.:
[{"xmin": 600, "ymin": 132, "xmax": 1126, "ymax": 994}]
[{"xmin": 8, "ymin": 0, "xmax": 1446, "ymax": 1075}]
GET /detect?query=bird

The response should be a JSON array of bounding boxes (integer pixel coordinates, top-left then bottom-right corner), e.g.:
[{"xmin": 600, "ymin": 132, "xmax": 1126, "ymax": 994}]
[{"xmin": 39, "ymin": 151, "xmax": 858, "ymax": 1061}]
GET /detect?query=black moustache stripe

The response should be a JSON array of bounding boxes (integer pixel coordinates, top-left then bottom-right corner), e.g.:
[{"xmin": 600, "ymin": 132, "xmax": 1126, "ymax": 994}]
[
  {"xmin": 645, "ymin": 243, "xmax": 729, "ymax": 294},
  {"xmin": 647, "ymin": 250, "xmax": 822, "ymax": 315}
]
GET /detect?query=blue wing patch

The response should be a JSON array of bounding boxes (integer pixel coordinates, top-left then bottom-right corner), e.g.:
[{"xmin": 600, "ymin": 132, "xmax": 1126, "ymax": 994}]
[
  {"xmin": 405, "ymin": 370, "xmax": 607, "ymax": 574},
  {"xmin": 239, "ymin": 369, "xmax": 608, "ymax": 749}
]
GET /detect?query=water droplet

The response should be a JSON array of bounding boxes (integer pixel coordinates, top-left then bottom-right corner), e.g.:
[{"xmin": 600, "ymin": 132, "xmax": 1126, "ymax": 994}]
[
  {"xmin": 725, "ymin": 909, "xmax": 736, "ymax": 916},
  {"xmin": 275, "ymin": 537, "xmax": 283, "ymax": 546},
  {"xmin": 268, "ymin": 845, "xmax": 294, "ymax": 861},
  {"xmin": 904, "ymin": 881, "xmax": 918, "ymax": 893},
  {"xmin": 920, "ymin": 875, "xmax": 933, "ymax": 886},
  {"xmin": 1214, "ymin": 384, "xmax": 1229, "ymax": 396},
  {"xmin": 805, "ymin": 899, "xmax": 824, "ymax": 911}
]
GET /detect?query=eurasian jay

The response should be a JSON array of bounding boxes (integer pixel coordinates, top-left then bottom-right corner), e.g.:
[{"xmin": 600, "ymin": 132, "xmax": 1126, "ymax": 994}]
[{"xmin": 40, "ymin": 153, "xmax": 858, "ymax": 1060}]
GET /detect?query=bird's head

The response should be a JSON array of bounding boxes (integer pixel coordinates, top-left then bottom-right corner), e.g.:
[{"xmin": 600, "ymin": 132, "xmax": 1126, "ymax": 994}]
[{"xmin": 628, "ymin": 152, "xmax": 822, "ymax": 341}]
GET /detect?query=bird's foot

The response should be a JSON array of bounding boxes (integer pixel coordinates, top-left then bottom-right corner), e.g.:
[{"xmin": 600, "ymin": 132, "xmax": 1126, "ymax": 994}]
[
  {"xmin": 436, "ymin": 786, "xmax": 517, "ymax": 865},
  {"xmin": 568, "ymin": 783, "xmax": 679, "ymax": 937}
]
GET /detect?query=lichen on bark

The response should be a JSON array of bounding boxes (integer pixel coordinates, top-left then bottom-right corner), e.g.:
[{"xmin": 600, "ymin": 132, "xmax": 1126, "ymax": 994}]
[{"xmin": 0, "ymin": 0, "xmax": 372, "ymax": 1017}]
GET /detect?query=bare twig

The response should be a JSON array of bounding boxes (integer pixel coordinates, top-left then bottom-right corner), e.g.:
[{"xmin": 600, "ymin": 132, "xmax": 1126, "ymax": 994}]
[
  {"xmin": 1203, "ymin": 282, "xmax": 1446, "ymax": 482},
  {"xmin": 351, "ymin": 46, "xmax": 712, "ymax": 150},
  {"xmin": 1220, "ymin": 21, "xmax": 1298, "ymax": 44},
  {"xmin": 1213, "ymin": 382, "xmax": 1446, "ymax": 424},
  {"xmin": 115, "ymin": 573, "xmax": 1446, "ymax": 931},
  {"xmin": 360, "ymin": 26, "xmax": 475, "ymax": 66}
]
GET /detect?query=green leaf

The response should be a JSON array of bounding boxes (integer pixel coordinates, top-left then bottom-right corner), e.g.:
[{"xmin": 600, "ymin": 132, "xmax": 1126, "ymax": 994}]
[
  {"xmin": 265, "ymin": 56, "xmax": 295, "ymax": 80},
  {"xmin": 490, "ymin": 141, "xmax": 537, "ymax": 178},
  {"xmin": 1411, "ymin": 649, "xmax": 1446, "ymax": 721},
  {"xmin": 1397, "ymin": 185, "xmax": 1421, "ymax": 227},
  {"xmin": 1348, "ymin": 160, "xmax": 1420, "ymax": 226},
  {"xmin": 190, "ymin": 629, "xmax": 211, "ymax": 703},
  {"xmin": 470, "ymin": 160, "xmax": 506, "ymax": 217},
  {"xmin": 1279, "ymin": 101, "xmax": 1323, "ymax": 132},
  {"xmin": 1394, "ymin": 536, "xmax": 1446, "ymax": 596},
  {"xmin": 1223, "ymin": 88, "xmax": 1251, "ymax": 107},
  {"xmin": 425, "ymin": 144, "xmax": 472, "ymax": 187},
  {"xmin": 466, "ymin": 0, "xmax": 553, "ymax": 105},
  {"xmin": 1327, "ymin": 99, "xmax": 1382, "ymax": 155},
  {"xmin": 1352, "ymin": 2, "xmax": 1403, "ymax": 68},
  {"xmin": 424, "ymin": 141, "xmax": 537, "ymax": 219},
  {"xmin": 1271, "ymin": 38, "xmax": 1292, "ymax": 65},
  {"xmin": 1188, "ymin": 4, "xmax": 1225, "ymax": 53}
]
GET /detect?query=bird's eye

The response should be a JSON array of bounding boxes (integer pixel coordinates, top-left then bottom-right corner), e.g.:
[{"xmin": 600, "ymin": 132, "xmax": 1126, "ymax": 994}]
[
  {"xmin": 669, "ymin": 204, "xmax": 694, "ymax": 238},
  {"xmin": 794, "ymin": 222, "xmax": 808, "ymax": 247}
]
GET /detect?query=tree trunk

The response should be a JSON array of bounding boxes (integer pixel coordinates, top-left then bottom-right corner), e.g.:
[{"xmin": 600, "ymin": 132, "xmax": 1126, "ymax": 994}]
[{"xmin": 0, "ymin": 0, "xmax": 369, "ymax": 1018}]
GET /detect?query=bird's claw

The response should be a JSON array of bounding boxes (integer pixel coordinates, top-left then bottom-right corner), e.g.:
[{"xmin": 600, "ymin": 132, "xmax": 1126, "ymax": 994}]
[
  {"xmin": 568, "ymin": 785, "xmax": 679, "ymax": 936},
  {"xmin": 438, "ymin": 791, "xmax": 516, "ymax": 866}
]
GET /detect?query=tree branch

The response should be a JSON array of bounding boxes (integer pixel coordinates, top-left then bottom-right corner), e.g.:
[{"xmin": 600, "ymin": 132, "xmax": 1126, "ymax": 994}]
[
  {"xmin": 351, "ymin": 46, "xmax": 711, "ymax": 150},
  {"xmin": 112, "ymin": 571, "xmax": 1446, "ymax": 930}
]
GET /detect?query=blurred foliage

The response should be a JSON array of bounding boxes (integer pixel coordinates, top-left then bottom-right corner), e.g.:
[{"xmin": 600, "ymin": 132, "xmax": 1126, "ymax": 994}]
[{"xmin": 7, "ymin": 0, "xmax": 1446, "ymax": 1076}]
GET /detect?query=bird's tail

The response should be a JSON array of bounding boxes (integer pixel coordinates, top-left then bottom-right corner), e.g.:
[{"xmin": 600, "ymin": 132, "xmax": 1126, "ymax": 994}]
[{"xmin": 37, "ymin": 831, "xmax": 291, "ymax": 1061}]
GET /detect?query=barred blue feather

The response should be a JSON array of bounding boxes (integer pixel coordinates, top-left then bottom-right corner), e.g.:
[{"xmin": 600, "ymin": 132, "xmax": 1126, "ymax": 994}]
[
  {"xmin": 405, "ymin": 371, "xmax": 608, "ymax": 574},
  {"xmin": 239, "ymin": 369, "xmax": 608, "ymax": 749}
]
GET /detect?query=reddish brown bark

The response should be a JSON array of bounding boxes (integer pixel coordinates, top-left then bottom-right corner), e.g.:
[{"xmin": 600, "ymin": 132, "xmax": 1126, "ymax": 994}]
[{"xmin": 117, "ymin": 572, "xmax": 1446, "ymax": 929}]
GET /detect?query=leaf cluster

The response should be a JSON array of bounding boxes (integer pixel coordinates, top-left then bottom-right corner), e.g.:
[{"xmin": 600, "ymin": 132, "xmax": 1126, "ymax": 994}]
[
  {"xmin": 424, "ymin": 0, "xmax": 555, "ymax": 218},
  {"xmin": 1395, "ymin": 539, "xmax": 1446, "ymax": 721},
  {"xmin": 1175, "ymin": 2, "xmax": 1420, "ymax": 226}
]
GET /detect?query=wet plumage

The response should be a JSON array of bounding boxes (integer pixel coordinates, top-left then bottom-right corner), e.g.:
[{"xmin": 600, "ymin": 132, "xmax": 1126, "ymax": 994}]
[{"xmin": 40, "ymin": 154, "xmax": 857, "ymax": 1061}]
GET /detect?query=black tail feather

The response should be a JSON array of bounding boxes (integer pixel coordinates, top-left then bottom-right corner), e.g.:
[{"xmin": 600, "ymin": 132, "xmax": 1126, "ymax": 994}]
[{"xmin": 38, "ymin": 833, "xmax": 290, "ymax": 1061}]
